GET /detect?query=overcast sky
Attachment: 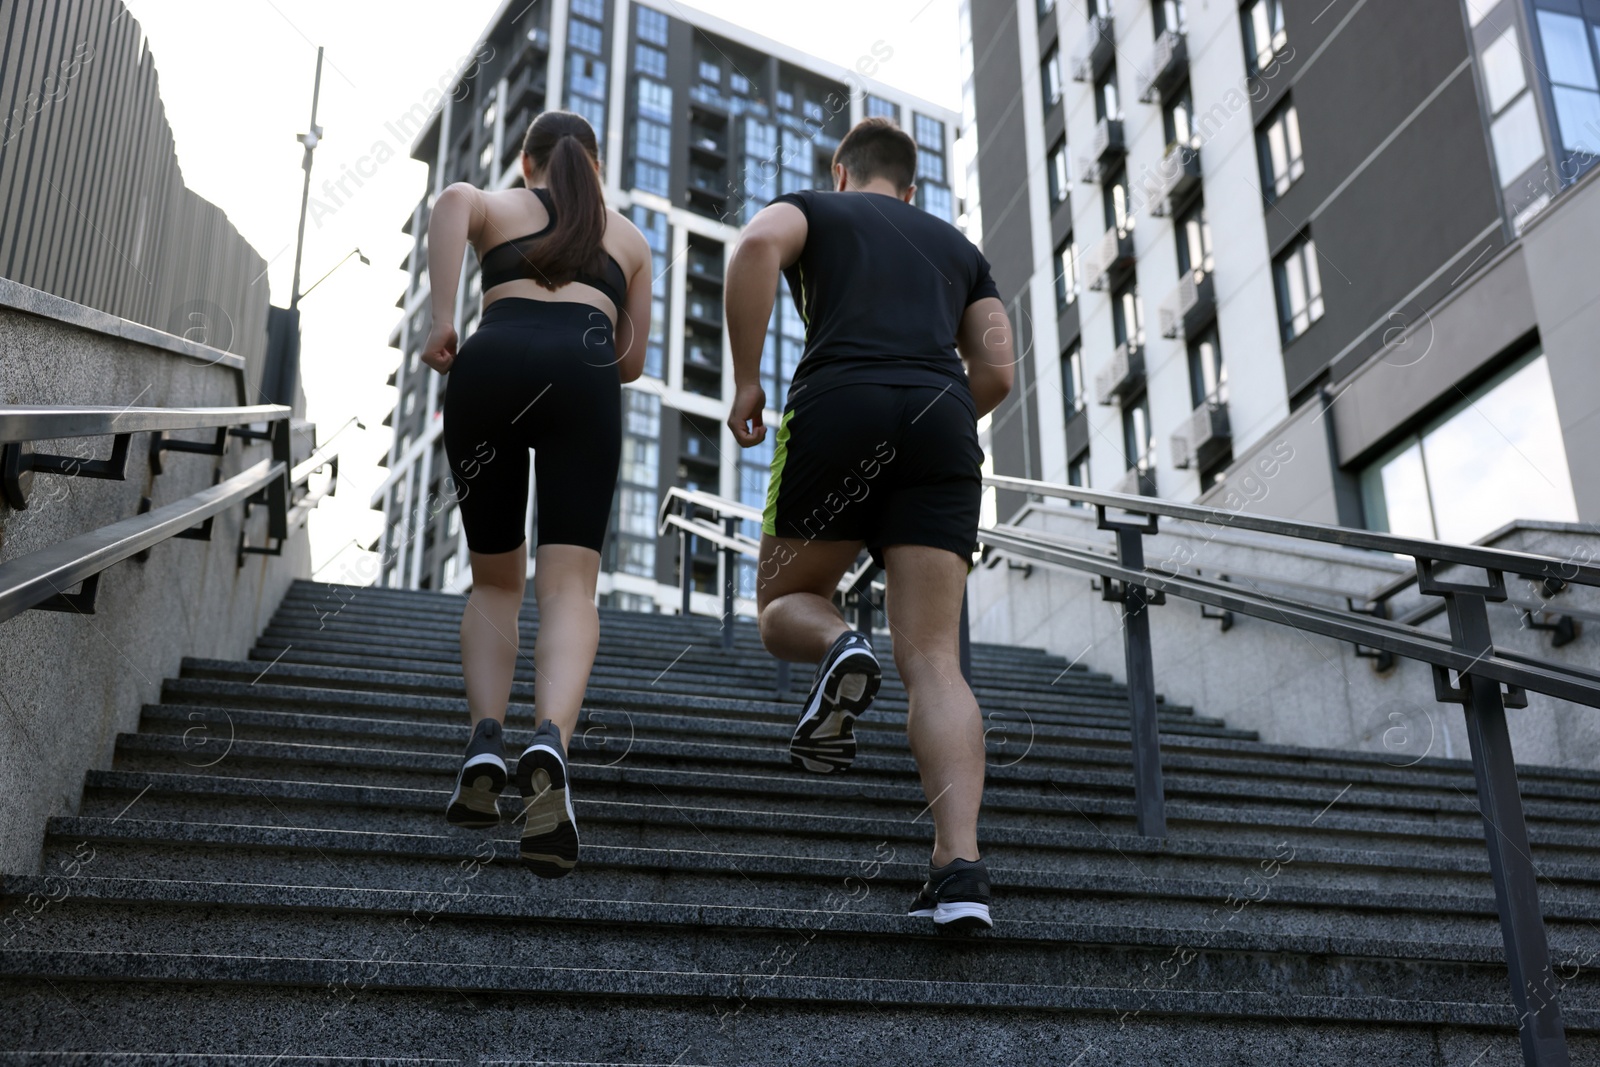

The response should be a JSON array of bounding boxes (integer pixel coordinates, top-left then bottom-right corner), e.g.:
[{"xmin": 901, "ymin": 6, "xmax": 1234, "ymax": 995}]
[{"xmin": 119, "ymin": 0, "xmax": 963, "ymax": 581}]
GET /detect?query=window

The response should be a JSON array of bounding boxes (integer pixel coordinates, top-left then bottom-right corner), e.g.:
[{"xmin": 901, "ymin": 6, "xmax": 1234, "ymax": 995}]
[
  {"xmin": 1094, "ymin": 70, "xmax": 1121, "ymax": 121},
  {"xmin": 568, "ymin": 19, "xmax": 603, "ymax": 56},
  {"xmin": 1360, "ymin": 349, "xmax": 1576, "ymax": 543},
  {"xmin": 914, "ymin": 114, "xmax": 945, "ymax": 150},
  {"xmin": 1103, "ymin": 165, "xmax": 1131, "ymax": 232},
  {"xmin": 777, "ymin": 89, "xmax": 795, "ymax": 112},
  {"xmin": 1062, "ymin": 344, "xmax": 1085, "ymax": 412},
  {"xmin": 630, "ymin": 205, "xmax": 669, "ymax": 378},
  {"xmin": 1535, "ymin": 9, "xmax": 1600, "ymax": 156},
  {"xmin": 731, "ymin": 73, "xmax": 751, "ymax": 94},
  {"xmin": 1042, "ymin": 46, "xmax": 1064, "ymax": 109},
  {"xmin": 633, "ymin": 44, "xmax": 667, "ymax": 78},
  {"xmin": 478, "ymin": 143, "xmax": 493, "ymax": 172},
  {"xmin": 638, "ymin": 78, "xmax": 672, "ymax": 123},
  {"xmin": 1258, "ymin": 100, "xmax": 1304, "ymax": 200},
  {"xmin": 1482, "ymin": 24, "xmax": 1546, "ymax": 184},
  {"xmin": 1175, "ymin": 200, "xmax": 1213, "ymax": 278},
  {"xmin": 1273, "ymin": 233, "xmax": 1324, "ymax": 343},
  {"xmin": 1054, "ymin": 237, "xmax": 1079, "ymax": 310},
  {"xmin": 866, "ymin": 95, "xmax": 899, "ymax": 121},
  {"xmin": 917, "ymin": 151, "xmax": 946, "ymax": 183},
  {"xmin": 1242, "ymin": 0, "xmax": 1286, "ymax": 75},
  {"xmin": 920, "ymin": 184, "xmax": 954, "ymax": 221},
  {"xmin": 1155, "ymin": 0, "xmax": 1186, "ymax": 34},
  {"xmin": 1163, "ymin": 83, "xmax": 1194, "ymax": 149},
  {"xmin": 1123, "ymin": 394, "xmax": 1154, "ymax": 470},
  {"xmin": 571, "ymin": 0, "xmax": 604, "ymax": 19},
  {"xmin": 1039, "ymin": 0, "xmax": 1056, "ymax": 17},
  {"xmin": 1068, "ymin": 454, "xmax": 1091, "ymax": 489},
  {"xmin": 698, "ymin": 59, "xmax": 721, "ymax": 84},
  {"xmin": 636, "ymin": 6, "xmax": 668, "ymax": 46},
  {"xmin": 1112, "ymin": 278, "xmax": 1143, "ymax": 348},
  {"xmin": 635, "ymin": 119, "xmax": 671, "ymax": 165},
  {"xmin": 442, "ymin": 554, "xmax": 459, "ymax": 587},
  {"xmin": 482, "ymin": 102, "xmax": 496, "ymax": 129},
  {"xmin": 1186, "ymin": 326, "xmax": 1225, "ymax": 407},
  {"xmin": 403, "ymin": 390, "xmax": 416, "ymax": 417},
  {"xmin": 1048, "ymin": 138, "xmax": 1070, "ymax": 206}
]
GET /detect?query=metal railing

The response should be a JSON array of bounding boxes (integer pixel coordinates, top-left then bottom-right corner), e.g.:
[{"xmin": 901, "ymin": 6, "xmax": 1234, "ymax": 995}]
[
  {"xmin": 983, "ymin": 473, "xmax": 1598, "ymax": 1066},
  {"xmin": 657, "ymin": 487, "xmax": 899, "ymax": 694},
  {"xmin": 0, "ymin": 404, "xmax": 340, "ymax": 625}
]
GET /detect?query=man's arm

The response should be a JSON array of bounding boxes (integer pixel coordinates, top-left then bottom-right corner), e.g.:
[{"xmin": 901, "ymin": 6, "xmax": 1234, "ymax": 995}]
[
  {"xmin": 957, "ymin": 296, "xmax": 1015, "ymax": 417},
  {"xmin": 724, "ymin": 201, "xmax": 808, "ymax": 446}
]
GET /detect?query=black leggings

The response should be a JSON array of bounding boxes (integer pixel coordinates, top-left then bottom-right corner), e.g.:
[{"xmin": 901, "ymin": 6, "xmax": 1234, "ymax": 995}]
[{"xmin": 441, "ymin": 298, "xmax": 621, "ymax": 555}]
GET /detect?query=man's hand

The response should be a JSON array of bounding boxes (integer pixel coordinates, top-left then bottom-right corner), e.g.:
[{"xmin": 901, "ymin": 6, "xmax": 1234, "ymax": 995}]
[
  {"xmin": 728, "ymin": 382, "xmax": 767, "ymax": 447},
  {"xmin": 421, "ymin": 322, "xmax": 458, "ymax": 374}
]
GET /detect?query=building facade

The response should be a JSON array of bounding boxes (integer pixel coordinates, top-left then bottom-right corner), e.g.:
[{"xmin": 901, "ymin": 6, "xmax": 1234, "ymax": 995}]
[
  {"xmin": 966, "ymin": 0, "xmax": 1600, "ymax": 542},
  {"xmin": 372, "ymin": 0, "xmax": 960, "ymax": 608}
]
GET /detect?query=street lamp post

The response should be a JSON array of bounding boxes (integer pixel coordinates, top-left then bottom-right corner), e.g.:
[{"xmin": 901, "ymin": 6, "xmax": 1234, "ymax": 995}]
[{"xmin": 289, "ymin": 46, "xmax": 325, "ymax": 312}]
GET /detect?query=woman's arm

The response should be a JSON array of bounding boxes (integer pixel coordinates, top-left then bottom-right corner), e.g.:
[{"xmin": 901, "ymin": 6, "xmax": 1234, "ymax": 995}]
[
  {"xmin": 613, "ymin": 216, "xmax": 654, "ymax": 384},
  {"xmin": 422, "ymin": 182, "xmax": 487, "ymax": 373}
]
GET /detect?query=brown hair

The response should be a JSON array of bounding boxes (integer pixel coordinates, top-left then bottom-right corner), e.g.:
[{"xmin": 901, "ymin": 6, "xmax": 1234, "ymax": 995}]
[
  {"xmin": 520, "ymin": 110, "xmax": 607, "ymax": 287},
  {"xmin": 832, "ymin": 117, "xmax": 918, "ymax": 192}
]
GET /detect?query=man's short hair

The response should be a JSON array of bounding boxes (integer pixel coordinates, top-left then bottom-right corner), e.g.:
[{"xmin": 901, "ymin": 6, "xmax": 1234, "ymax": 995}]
[{"xmin": 832, "ymin": 117, "xmax": 917, "ymax": 192}]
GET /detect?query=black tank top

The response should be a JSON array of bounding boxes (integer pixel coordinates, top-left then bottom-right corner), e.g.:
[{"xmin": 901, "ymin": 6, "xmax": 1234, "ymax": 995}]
[{"xmin": 479, "ymin": 188, "xmax": 628, "ymax": 310}]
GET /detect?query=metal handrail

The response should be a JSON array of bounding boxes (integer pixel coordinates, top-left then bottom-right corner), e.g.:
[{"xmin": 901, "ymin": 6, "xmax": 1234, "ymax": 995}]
[
  {"xmin": 981, "ymin": 473, "xmax": 1585, "ymax": 1064},
  {"xmin": 0, "ymin": 458, "xmax": 285, "ymax": 624},
  {"xmin": 0, "ymin": 404, "xmax": 289, "ymax": 444},
  {"xmin": 986, "ymin": 473, "xmax": 1600, "ymax": 588}
]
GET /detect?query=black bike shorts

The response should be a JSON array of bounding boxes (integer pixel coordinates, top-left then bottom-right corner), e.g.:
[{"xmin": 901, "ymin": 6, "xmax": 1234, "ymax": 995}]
[
  {"xmin": 441, "ymin": 298, "xmax": 621, "ymax": 555},
  {"xmin": 761, "ymin": 381, "xmax": 983, "ymax": 568}
]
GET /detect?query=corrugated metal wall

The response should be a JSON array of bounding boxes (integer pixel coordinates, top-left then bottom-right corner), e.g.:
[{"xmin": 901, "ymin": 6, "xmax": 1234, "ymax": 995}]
[{"xmin": 0, "ymin": 0, "xmax": 270, "ymax": 361}]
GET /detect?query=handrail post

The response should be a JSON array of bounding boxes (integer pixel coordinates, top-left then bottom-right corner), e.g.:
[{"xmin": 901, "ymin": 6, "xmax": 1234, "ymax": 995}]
[
  {"xmin": 1420, "ymin": 561, "xmax": 1568, "ymax": 1066},
  {"xmin": 679, "ymin": 526, "xmax": 692, "ymax": 617},
  {"xmin": 1097, "ymin": 505, "xmax": 1167, "ymax": 839},
  {"xmin": 721, "ymin": 515, "xmax": 736, "ymax": 650}
]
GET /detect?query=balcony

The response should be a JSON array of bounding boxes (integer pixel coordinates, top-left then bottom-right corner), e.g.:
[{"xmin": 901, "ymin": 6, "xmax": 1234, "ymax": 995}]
[
  {"xmin": 1171, "ymin": 399, "xmax": 1231, "ymax": 470},
  {"xmin": 689, "ymin": 128, "xmax": 728, "ymax": 159},
  {"xmin": 1137, "ymin": 30, "xmax": 1188, "ymax": 104},
  {"xmin": 687, "ymin": 250, "xmax": 725, "ymax": 284},
  {"xmin": 1114, "ymin": 463, "xmax": 1158, "ymax": 497},
  {"xmin": 1158, "ymin": 270, "xmax": 1216, "ymax": 340},
  {"xmin": 1095, "ymin": 341, "xmax": 1145, "ymax": 405},
  {"xmin": 1083, "ymin": 226, "xmax": 1135, "ymax": 291},
  {"xmin": 1149, "ymin": 144, "xmax": 1202, "ymax": 216},
  {"xmin": 1071, "ymin": 15, "xmax": 1115, "ymax": 83}
]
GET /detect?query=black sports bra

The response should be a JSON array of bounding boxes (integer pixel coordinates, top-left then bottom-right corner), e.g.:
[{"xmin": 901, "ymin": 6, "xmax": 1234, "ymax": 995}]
[{"xmin": 479, "ymin": 188, "xmax": 628, "ymax": 310}]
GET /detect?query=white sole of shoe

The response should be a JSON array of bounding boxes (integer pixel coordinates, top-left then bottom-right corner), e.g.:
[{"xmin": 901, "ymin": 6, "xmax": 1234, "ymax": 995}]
[{"xmin": 445, "ymin": 752, "xmax": 507, "ymax": 828}]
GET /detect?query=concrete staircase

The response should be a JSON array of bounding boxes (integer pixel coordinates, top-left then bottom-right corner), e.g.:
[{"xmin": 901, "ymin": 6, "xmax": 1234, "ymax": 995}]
[{"xmin": 4, "ymin": 578, "xmax": 1600, "ymax": 1064}]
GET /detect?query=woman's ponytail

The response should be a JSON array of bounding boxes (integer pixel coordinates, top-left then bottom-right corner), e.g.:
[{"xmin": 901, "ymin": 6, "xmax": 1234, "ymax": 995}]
[{"xmin": 520, "ymin": 111, "xmax": 608, "ymax": 287}]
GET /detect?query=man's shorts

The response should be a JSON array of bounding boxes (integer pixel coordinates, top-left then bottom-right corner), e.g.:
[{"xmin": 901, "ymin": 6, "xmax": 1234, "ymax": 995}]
[{"xmin": 761, "ymin": 382, "xmax": 983, "ymax": 568}]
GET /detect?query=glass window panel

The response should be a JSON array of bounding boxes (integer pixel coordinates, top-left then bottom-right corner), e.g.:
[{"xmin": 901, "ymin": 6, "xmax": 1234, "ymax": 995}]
[
  {"xmin": 1481, "ymin": 27, "xmax": 1528, "ymax": 115},
  {"xmin": 1368, "ymin": 442, "xmax": 1436, "ymax": 538},
  {"xmin": 636, "ymin": 7, "xmax": 668, "ymax": 46},
  {"xmin": 569, "ymin": 19, "xmax": 603, "ymax": 55},
  {"xmin": 1490, "ymin": 92, "xmax": 1547, "ymax": 180},
  {"xmin": 572, "ymin": 0, "xmax": 604, "ymax": 20},
  {"xmin": 1421, "ymin": 355, "xmax": 1578, "ymax": 543},
  {"xmin": 634, "ymin": 44, "xmax": 667, "ymax": 78},
  {"xmin": 1550, "ymin": 86, "xmax": 1600, "ymax": 153},
  {"xmin": 1537, "ymin": 11, "xmax": 1599, "ymax": 90},
  {"xmin": 915, "ymin": 114, "xmax": 944, "ymax": 149}
]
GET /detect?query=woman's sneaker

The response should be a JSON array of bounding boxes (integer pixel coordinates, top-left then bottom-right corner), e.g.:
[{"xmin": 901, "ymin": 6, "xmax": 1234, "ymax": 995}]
[
  {"xmin": 516, "ymin": 720, "xmax": 580, "ymax": 879},
  {"xmin": 907, "ymin": 857, "xmax": 993, "ymax": 930},
  {"xmin": 445, "ymin": 718, "xmax": 507, "ymax": 829},
  {"xmin": 790, "ymin": 630, "xmax": 881, "ymax": 774}
]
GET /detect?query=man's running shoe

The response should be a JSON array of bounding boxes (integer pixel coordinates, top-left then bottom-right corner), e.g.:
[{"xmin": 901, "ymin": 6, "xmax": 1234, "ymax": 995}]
[
  {"xmin": 445, "ymin": 718, "xmax": 507, "ymax": 829},
  {"xmin": 516, "ymin": 720, "xmax": 580, "ymax": 878},
  {"xmin": 789, "ymin": 630, "xmax": 881, "ymax": 774},
  {"xmin": 907, "ymin": 857, "xmax": 993, "ymax": 930}
]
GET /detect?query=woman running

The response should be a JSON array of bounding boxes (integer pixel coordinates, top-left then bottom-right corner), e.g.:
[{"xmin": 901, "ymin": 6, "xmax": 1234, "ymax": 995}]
[{"xmin": 420, "ymin": 110, "xmax": 652, "ymax": 878}]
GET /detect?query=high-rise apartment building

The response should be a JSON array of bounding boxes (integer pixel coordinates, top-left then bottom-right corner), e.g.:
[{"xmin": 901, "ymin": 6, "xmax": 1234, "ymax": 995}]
[
  {"xmin": 966, "ymin": 0, "xmax": 1600, "ymax": 542},
  {"xmin": 371, "ymin": 0, "xmax": 960, "ymax": 606}
]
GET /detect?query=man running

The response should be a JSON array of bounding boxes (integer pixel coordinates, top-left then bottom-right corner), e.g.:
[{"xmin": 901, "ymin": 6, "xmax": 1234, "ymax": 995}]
[{"xmin": 724, "ymin": 116, "xmax": 1015, "ymax": 930}]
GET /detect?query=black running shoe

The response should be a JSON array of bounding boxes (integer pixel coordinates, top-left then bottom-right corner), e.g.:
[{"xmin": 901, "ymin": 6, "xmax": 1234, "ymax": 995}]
[
  {"xmin": 908, "ymin": 857, "xmax": 993, "ymax": 930},
  {"xmin": 516, "ymin": 720, "xmax": 579, "ymax": 878},
  {"xmin": 789, "ymin": 630, "xmax": 881, "ymax": 774},
  {"xmin": 445, "ymin": 718, "xmax": 507, "ymax": 829}
]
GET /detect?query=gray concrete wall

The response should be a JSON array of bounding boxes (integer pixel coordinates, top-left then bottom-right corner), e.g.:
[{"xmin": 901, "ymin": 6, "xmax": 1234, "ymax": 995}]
[
  {"xmin": 0, "ymin": 280, "xmax": 310, "ymax": 875},
  {"xmin": 971, "ymin": 503, "xmax": 1600, "ymax": 771}
]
